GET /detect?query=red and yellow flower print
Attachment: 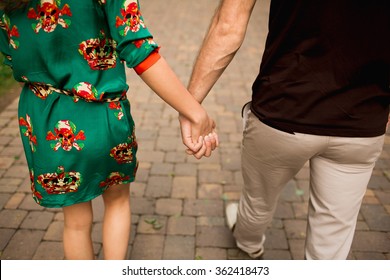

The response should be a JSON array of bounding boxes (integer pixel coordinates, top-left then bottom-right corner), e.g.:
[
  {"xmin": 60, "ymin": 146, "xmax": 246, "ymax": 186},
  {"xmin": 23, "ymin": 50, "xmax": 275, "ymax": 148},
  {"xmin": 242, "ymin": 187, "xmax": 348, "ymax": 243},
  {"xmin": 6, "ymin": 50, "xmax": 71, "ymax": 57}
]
[
  {"xmin": 110, "ymin": 132, "xmax": 137, "ymax": 164},
  {"xmin": 19, "ymin": 114, "xmax": 37, "ymax": 152},
  {"xmin": 27, "ymin": 0, "xmax": 72, "ymax": 33},
  {"xmin": 109, "ymin": 102, "xmax": 124, "ymax": 120},
  {"xmin": 46, "ymin": 120, "xmax": 86, "ymax": 151},
  {"xmin": 115, "ymin": 0, "xmax": 145, "ymax": 36},
  {"xmin": 72, "ymin": 82, "xmax": 100, "ymax": 102},
  {"xmin": 30, "ymin": 169, "xmax": 43, "ymax": 204},
  {"xmin": 0, "ymin": 13, "xmax": 20, "ymax": 49},
  {"xmin": 132, "ymin": 38, "xmax": 156, "ymax": 49},
  {"xmin": 78, "ymin": 30, "xmax": 118, "ymax": 70},
  {"xmin": 37, "ymin": 166, "xmax": 82, "ymax": 194},
  {"xmin": 99, "ymin": 172, "xmax": 130, "ymax": 190}
]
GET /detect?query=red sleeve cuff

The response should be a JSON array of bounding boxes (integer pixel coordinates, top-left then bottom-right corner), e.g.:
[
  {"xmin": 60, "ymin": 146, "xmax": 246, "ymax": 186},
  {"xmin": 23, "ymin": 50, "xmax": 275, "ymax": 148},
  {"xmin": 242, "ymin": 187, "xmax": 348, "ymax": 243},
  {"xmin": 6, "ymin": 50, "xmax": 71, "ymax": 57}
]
[{"xmin": 134, "ymin": 49, "xmax": 161, "ymax": 75}]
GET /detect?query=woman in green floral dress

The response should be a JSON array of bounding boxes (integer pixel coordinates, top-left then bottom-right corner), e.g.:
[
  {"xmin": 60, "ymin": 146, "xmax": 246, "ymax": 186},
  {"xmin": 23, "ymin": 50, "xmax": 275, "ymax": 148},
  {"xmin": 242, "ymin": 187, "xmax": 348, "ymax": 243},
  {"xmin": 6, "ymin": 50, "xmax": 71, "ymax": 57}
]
[{"xmin": 0, "ymin": 0, "xmax": 218, "ymax": 259}]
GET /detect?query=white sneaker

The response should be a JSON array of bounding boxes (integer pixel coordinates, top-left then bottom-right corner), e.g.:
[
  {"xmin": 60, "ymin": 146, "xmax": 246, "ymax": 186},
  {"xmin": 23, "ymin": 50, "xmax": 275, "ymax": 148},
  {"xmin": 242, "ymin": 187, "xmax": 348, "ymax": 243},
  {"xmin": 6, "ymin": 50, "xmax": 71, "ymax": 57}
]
[{"xmin": 225, "ymin": 202, "xmax": 238, "ymax": 231}]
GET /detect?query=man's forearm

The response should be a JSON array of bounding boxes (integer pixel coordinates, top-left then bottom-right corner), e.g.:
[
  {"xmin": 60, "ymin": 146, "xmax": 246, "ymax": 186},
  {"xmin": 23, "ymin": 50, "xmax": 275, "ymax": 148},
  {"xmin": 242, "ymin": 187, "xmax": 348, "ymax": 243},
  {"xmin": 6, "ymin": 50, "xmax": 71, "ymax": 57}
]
[{"xmin": 188, "ymin": 0, "xmax": 257, "ymax": 103}]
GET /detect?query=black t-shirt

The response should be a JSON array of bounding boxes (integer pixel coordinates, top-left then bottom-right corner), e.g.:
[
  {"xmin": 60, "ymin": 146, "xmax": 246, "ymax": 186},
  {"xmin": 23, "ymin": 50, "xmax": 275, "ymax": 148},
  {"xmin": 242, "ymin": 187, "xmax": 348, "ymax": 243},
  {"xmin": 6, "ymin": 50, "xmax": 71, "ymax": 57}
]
[{"xmin": 251, "ymin": 0, "xmax": 390, "ymax": 137}]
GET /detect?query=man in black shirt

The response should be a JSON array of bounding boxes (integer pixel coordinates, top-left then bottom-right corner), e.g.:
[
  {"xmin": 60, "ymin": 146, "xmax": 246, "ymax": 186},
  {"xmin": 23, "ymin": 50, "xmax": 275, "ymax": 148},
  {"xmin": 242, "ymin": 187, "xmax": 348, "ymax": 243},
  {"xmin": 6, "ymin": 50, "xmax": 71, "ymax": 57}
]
[{"xmin": 181, "ymin": 0, "xmax": 389, "ymax": 259}]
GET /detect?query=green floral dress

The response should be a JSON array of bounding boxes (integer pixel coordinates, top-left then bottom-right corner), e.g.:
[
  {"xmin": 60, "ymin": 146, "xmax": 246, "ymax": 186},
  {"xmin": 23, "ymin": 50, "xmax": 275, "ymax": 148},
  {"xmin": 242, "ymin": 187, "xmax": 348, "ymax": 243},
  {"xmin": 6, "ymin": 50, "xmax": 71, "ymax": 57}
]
[{"xmin": 0, "ymin": 0, "xmax": 158, "ymax": 208}]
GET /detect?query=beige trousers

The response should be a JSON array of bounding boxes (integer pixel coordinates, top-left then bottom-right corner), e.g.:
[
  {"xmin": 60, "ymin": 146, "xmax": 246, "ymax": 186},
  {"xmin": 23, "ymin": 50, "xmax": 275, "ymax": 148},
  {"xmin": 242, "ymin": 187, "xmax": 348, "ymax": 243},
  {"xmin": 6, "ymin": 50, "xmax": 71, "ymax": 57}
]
[{"xmin": 235, "ymin": 104, "xmax": 385, "ymax": 259}]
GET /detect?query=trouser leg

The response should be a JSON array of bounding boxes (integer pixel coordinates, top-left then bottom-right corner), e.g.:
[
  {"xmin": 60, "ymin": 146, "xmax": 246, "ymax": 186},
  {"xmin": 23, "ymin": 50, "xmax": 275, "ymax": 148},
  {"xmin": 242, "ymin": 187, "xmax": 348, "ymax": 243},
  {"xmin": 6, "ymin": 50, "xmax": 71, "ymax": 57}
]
[
  {"xmin": 234, "ymin": 108, "xmax": 325, "ymax": 256},
  {"xmin": 305, "ymin": 135, "xmax": 385, "ymax": 259}
]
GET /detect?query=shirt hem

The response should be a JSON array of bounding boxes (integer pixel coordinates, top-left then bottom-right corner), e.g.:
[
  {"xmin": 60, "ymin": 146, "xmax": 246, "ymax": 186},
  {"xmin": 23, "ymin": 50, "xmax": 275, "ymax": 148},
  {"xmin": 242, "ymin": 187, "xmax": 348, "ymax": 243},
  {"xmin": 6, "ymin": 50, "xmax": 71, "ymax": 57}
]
[{"xmin": 251, "ymin": 111, "xmax": 387, "ymax": 138}]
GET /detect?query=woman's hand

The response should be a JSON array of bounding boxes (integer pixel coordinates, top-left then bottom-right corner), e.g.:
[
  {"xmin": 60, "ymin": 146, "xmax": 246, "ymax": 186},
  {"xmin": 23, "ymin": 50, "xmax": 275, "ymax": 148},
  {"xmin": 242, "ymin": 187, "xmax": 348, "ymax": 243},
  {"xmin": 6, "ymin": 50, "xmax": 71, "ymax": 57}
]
[
  {"xmin": 138, "ymin": 56, "xmax": 218, "ymax": 158},
  {"xmin": 179, "ymin": 113, "xmax": 218, "ymax": 159}
]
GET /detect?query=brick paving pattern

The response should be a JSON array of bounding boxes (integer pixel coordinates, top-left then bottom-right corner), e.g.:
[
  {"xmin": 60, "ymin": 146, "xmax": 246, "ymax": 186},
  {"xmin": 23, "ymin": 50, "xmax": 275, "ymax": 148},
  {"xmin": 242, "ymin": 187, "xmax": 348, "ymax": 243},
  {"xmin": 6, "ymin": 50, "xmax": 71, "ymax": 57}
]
[{"xmin": 0, "ymin": 0, "xmax": 389, "ymax": 260}]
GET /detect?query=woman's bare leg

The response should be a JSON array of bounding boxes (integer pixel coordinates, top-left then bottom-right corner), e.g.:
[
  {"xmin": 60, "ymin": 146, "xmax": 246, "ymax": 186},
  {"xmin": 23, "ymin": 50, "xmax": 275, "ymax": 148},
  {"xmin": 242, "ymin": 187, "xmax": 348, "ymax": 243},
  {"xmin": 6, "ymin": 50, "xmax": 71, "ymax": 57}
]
[
  {"xmin": 63, "ymin": 201, "xmax": 94, "ymax": 259},
  {"xmin": 102, "ymin": 183, "xmax": 131, "ymax": 260}
]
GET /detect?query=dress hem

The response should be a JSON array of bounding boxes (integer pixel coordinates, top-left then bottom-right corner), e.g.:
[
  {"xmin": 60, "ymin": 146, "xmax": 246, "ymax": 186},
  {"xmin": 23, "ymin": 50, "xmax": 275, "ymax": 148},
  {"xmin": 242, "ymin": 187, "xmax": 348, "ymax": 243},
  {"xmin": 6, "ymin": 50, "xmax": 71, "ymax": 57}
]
[{"xmin": 34, "ymin": 178, "xmax": 135, "ymax": 208}]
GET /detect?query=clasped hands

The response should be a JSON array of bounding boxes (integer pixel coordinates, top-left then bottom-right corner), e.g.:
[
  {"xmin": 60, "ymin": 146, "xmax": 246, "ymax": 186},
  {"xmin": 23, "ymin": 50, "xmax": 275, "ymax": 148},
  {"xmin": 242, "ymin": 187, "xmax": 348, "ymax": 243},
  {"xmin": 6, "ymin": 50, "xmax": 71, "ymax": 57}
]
[{"xmin": 179, "ymin": 114, "xmax": 219, "ymax": 159}]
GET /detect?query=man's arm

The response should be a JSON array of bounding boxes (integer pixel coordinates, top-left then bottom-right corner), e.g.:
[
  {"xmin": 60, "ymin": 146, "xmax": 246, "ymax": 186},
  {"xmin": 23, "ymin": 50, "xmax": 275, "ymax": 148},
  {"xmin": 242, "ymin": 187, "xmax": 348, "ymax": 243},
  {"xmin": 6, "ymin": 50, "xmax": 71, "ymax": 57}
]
[
  {"xmin": 187, "ymin": 0, "xmax": 257, "ymax": 103},
  {"xmin": 180, "ymin": 0, "xmax": 256, "ymax": 158}
]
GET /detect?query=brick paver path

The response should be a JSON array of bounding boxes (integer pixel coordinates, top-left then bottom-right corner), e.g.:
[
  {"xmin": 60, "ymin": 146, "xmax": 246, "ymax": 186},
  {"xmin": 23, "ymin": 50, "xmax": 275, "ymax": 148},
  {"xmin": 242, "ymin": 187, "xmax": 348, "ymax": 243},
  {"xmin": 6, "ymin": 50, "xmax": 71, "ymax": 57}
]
[{"xmin": 0, "ymin": 0, "xmax": 389, "ymax": 260}]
